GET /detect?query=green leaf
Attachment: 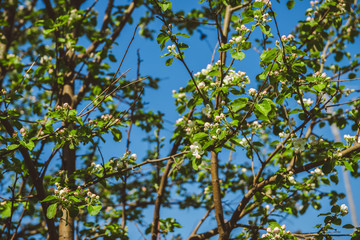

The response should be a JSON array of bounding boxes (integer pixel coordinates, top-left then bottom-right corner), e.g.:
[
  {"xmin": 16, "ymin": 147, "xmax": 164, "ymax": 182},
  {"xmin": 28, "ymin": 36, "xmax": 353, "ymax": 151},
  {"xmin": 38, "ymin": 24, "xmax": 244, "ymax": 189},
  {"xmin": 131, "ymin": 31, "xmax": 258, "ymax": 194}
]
[
  {"xmin": 268, "ymin": 221, "xmax": 281, "ymax": 229},
  {"xmin": 40, "ymin": 195, "xmax": 58, "ymax": 203},
  {"xmin": 178, "ymin": 42, "xmax": 189, "ymax": 50},
  {"xmin": 108, "ymin": 54, "xmax": 116, "ymax": 62},
  {"xmin": 241, "ymin": 42, "xmax": 251, "ymax": 50},
  {"xmin": 313, "ymin": 83, "xmax": 327, "ymax": 92},
  {"xmin": 47, "ymin": 203, "xmax": 57, "ymax": 219},
  {"xmin": 322, "ymin": 160, "xmax": 335, "ymax": 174},
  {"xmin": 22, "ymin": 140, "xmax": 35, "ymax": 150},
  {"xmin": 165, "ymin": 58, "xmax": 173, "ymax": 66},
  {"xmin": 218, "ymin": 43, "xmax": 232, "ymax": 52},
  {"xmin": 230, "ymin": 98, "xmax": 248, "ymax": 112},
  {"xmin": 192, "ymin": 158, "xmax": 201, "ymax": 170},
  {"xmin": 253, "ymin": 1, "xmax": 263, "ymax": 8},
  {"xmin": 87, "ymin": 204, "xmax": 102, "ymax": 215},
  {"xmin": 330, "ymin": 175, "xmax": 339, "ymax": 184},
  {"xmin": 76, "ymin": 116, "xmax": 83, "ymax": 126},
  {"xmin": 176, "ymin": 33, "xmax": 189, "ymax": 38},
  {"xmin": 241, "ymin": 17, "xmax": 254, "ymax": 25},
  {"xmin": 260, "ymin": 48, "xmax": 277, "ymax": 63},
  {"xmin": 286, "ymin": 0, "xmax": 295, "ymax": 9},
  {"xmin": 159, "ymin": 2, "xmax": 172, "ymax": 12},
  {"xmin": 202, "ymin": 140, "xmax": 214, "ymax": 150},
  {"xmin": 7, "ymin": 144, "xmax": 19, "ymax": 150},
  {"xmin": 292, "ymin": 62, "xmax": 307, "ymax": 74},
  {"xmin": 156, "ymin": 33, "xmax": 169, "ymax": 50},
  {"xmin": 1, "ymin": 203, "xmax": 11, "ymax": 217},
  {"xmin": 111, "ymin": 128, "xmax": 122, "ymax": 142},
  {"xmin": 231, "ymin": 51, "xmax": 245, "ymax": 61},
  {"xmin": 343, "ymin": 161, "xmax": 354, "ymax": 172},
  {"xmin": 343, "ymin": 224, "xmax": 354, "ymax": 229},
  {"xmin": 43, "ymin": 28, "xmax": 55, "ymax": 35},
  {"xmin": 259, "ymin": 24, "xmax": 271, "ymax": 36},
  {"xmin": 193, "ymin": 132, "xmax": 208, "ymax": 141},
  {"xmin": 69, "ymin": 196, "xmax": 81, "ymax": 203},
  {"xmin": 254, "ymin": 99, "xmax": 272, "ymax": 117}
]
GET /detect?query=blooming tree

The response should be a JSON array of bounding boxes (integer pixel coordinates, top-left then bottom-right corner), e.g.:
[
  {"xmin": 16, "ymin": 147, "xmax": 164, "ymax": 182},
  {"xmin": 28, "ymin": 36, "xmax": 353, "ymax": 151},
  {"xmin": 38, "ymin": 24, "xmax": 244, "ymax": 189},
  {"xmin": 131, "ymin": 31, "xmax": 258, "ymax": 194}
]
[{"xmin": 1, "ymin": 0, "xmax": 360, "ymax": 240}]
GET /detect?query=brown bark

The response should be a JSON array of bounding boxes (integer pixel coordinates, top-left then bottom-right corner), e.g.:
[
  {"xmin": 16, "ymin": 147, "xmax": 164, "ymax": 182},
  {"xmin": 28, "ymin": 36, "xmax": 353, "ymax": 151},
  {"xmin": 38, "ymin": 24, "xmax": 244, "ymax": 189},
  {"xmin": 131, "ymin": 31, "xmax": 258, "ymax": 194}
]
[
  {"xmin": 209, "ymin": 5, "xmax": 232, "ymax": 239},
  {"xmin": 59, "ymin": 143, "xmax": 76, "ymax": 240},
  {"xmin": 59, "ymin": 62, "xmax": 76, "ymax": 240},
  {"xmin": 210, "ymin": 151, "xmax": 227, "ymax": 238}
]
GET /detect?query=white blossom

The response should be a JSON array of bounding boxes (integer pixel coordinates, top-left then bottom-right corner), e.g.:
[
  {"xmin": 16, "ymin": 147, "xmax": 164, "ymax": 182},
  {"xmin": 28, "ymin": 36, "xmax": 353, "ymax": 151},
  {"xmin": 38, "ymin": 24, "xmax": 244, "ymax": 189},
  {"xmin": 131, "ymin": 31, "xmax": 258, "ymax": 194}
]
[
  {"xmin": 297, "ymin": 98, "xmax": 313, "ymax": 106},
  {"xmin": 190, "ymin": 142, "xmax": 204, "ymax": 159},
  {"xmin": 293, "ymin": 138, "xmax": 307, "ymax": 151},
  {"xmin": 249, "ymin": 88, "xmax": 257, "ymax": 96},
  {"xmin": 130, "ymin": 153, "xmax": 137, "ymax": 161},
  {"xmin": 314, "ymin": 168, "xmax": 322, "ymax": 175},
  {"xmin": 202, "ymin": 104, "xmax": 212, "ymax": 118},
  {"xmin": 198, "ymin": 81, "xmax": 206, "ymax": 89},
  {"xmin": 279, "ymin": 132, "xmax": 289, "ymax": 139},
  {"xmin": 340, "ymin": 204, "xmax": 348, "ymax": 215},
  {"xmin": 176, "ymin": 118, "xmax": 183, "ymax": 124},
  {"xmin": 288, "ymin": 176, "xmax": 296, "ymax": 184}
]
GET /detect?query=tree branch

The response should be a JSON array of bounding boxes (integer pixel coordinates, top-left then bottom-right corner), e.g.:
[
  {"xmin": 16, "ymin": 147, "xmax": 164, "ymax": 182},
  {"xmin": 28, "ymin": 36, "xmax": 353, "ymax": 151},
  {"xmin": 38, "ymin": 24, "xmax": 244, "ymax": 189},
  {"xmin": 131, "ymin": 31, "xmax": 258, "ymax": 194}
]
[{"xmin": 0, "ymin": 117, "xmax": 58, "ymax": 239}]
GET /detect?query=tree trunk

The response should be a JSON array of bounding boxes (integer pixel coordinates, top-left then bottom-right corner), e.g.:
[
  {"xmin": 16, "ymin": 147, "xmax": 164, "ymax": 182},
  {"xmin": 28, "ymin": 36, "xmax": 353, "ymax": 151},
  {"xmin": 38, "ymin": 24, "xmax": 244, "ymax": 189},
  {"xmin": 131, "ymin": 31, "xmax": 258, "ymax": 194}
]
[{"xmin": 59, "ymin": 81, "xmax": 76, "ymax": 240}]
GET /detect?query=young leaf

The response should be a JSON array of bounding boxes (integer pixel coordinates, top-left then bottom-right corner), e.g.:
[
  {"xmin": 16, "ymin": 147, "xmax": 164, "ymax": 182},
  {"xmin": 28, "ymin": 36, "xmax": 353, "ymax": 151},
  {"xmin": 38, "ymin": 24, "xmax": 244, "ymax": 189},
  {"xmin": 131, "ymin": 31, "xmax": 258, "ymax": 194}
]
[
  {"xmin": 254, "ymin": 99, "xmax": 272, "ymax": 117},
  {"xmin": 286, "ymin": 0, "xmax": 295, "ymax": 9},
  {"xmin": 231, "ymin": 51, "xmax": 245, "ymax": 61},
  {"xmin": 40, "ymin": 195, "xmax": 58, "ymax": 203},
  {"xmin": 165, "ymin": 58, "xmax": 173, "ymax": 66},
  {"xmin": 88, "ymin": 204, "xmax": 102, "ymax": 215},
  {"xmin": 47, "ymin": 203, "xmax": 57, "ymax": 219}
]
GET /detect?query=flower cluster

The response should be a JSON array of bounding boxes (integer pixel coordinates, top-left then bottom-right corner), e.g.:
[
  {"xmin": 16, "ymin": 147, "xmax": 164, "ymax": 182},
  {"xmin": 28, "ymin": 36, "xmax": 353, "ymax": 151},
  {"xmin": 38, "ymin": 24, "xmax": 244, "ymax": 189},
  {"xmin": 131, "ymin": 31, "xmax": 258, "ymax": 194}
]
[
  {"xmin": 229, "ymin": 35, "xmax": 245, "ymax": 44},
  {"xmin": 248, "ymin": 88, "xmax": 257, "ymax": 96},
  {"xmin": 344, "ymin": 88, "xmax": 355, "ymax": 97},
  {"xmin": 55, "ymin": 102, "xmax": 72, "ymax": 110},
  {"xmin": 261, "ymin": 224, "xmax": 291, "ymax": 239},
  {"xmin": 236, "ymin": 25, "xmax": 249, "ymax": 33},
  {"xmin": 297, "ymin": 98, "xmax": 313, "ymax": 107},
  {"xmin": 223, "ymin": 70, "xmax": 249, "ymax": 87},
  {"xmin": 193, "ymin": 63, "xmax": 250, "ymax": 89},
  {"xmin": 190, "ymin": 142, "xmax": 203, "ymax": 159},
  {"xmin": 85, "ymin": 189, "xmax": 100, "ymax": 203},
  {"xmin": 20, "ymin": 127, "xmax": 27, "ymax": 137},
  {"xmin": 255, "ymin": 0, "xmax": 271, "ymax": 7},
  {"xmin": 173, "ymin": 88, "xmax": 186, "ymax": 103},
  {"xmin": 293, "ymin": 137, "xmax": 307, "ymax": 151},
  {"xmin": 313, "ymin": 71, "xmax": 331, "ymax": 81},
  {"xmin": 311, "ymin": 167, "xmax": 324, "ymax": 176},
  {"xmin": 90, "ymin": 162, "xmax": 103, "ymax": 173},
  {"xmin": 239, "ymin": 137, "xmax": 252, "ymax": 147},
  {"xmin": 202, "ymin": 104, "xmax": 212, "ymax": 118},
  {"xmin": 248, "ymin": 121, "xmax": 262, "ymax": 133},
  {"xmin": 281, "ymin": 34, "xmax": 294, "ymax": 42},
  {"xmin": 101, "ymin": 114, "xmax": 113, "ymax": 120},
  {"xmin": 278, "ymin": 132, "xmax": 289, "ymax": 139},
  {"xmin": 167, "ymin": 44, "xmax": 178, "ymax": 57},
  {"xmin": 185, "ymin": 120, "xmax": 197, "ymax": 135},
  {"xmin": 340, "ymin": 204, "xmax": 348, "ymax": 216},
  {"xmin": 203, "ymin": 121, "xmax": 218, "ymax": 131},
  {"xmin": 288, "ymin": 175, "xmax": 296, "ymax": 185},
  {"xmin": 255, "ymin": 12, "xmax": 272, "ymax": 23},
  {"xmin": 344, "ymin": 134, "xmax": 359, "ymax": 145}
]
